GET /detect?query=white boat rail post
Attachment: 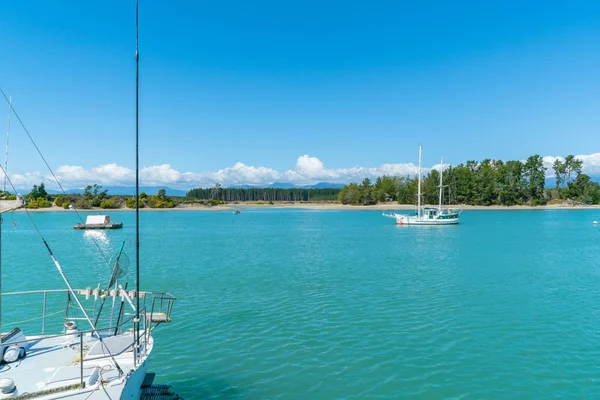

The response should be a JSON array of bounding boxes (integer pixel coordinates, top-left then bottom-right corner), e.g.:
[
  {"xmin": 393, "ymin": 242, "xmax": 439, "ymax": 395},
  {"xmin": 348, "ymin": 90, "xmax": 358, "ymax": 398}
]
[
  {"xmin": 80, "ymin": 333, "xmax": 84, "ymax": 388},
  {"xmin": 42, "ymin": 291, "xmax": 47, "ymax": 334}
]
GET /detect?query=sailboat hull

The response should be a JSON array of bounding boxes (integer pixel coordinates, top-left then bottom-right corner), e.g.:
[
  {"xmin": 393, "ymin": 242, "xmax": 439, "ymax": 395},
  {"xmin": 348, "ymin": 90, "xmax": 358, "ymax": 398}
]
[
  {"xmin": 392, "ymin": 211, "xmax": 460, "ymax": 225},
  {"xmin": 45, "ymin": 359, "xmax": 149, "ymax": 399},
  {"xmin": 397, "ymin": 217, "xmax": 459, "ymax": 225}
]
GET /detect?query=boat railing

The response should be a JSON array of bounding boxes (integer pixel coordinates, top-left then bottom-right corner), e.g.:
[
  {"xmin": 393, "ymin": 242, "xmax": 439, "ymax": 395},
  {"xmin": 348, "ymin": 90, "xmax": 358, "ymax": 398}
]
[
  {"xmin": 1, "ymin": 288, "xmax": 176, "ymax": 335},
  {"xmin": 1, "ymin": 288, "xmax": 176, "ymax": 390}
]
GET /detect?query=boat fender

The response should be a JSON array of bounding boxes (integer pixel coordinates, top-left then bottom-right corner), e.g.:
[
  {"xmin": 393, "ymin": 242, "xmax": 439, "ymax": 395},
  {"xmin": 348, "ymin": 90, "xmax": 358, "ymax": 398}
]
[{"xmin": 2, "ymin": 346, "xmax": 23, "ymax": 364}]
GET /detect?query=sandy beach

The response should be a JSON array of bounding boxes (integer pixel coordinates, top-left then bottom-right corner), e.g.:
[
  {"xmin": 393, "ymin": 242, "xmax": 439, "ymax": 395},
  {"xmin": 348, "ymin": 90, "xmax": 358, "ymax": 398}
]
[{"xmin": 6, "ymin": 201, "xmax": 600, "ymax": 213}]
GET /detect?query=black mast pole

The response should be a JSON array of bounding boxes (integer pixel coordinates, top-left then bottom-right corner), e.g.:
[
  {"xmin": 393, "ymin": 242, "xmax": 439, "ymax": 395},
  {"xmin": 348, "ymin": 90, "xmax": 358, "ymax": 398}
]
[{"xmin": 135, "ymin": 0, "xmax": 141, "ymax": 365}]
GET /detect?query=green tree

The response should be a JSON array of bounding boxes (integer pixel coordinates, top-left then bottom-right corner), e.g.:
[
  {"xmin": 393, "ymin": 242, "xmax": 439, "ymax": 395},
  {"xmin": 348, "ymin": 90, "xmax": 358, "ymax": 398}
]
[
  {"xmin": 397, "ymin": 177, "xmax": 418, "ymax": 205},
  {"xmin": 473, "ymin": 159, "xmax": 496, "ymax": 205},
  {"xmin": 338, "ymin": 183, "xmax": 361, "ymax": 205},
  {"xmin": 100, "ymin": 199, "xmax": 120, "ymax": 209},
  {"xmin": 374, "ymin": 175, "xmax": 401, "ymax": 202},
  {"xmin": 358, "ymin": 178, "xmax": 377, "ymax": 205},
  {"xmin": 563, "ymin": 155, "xmax": 583, "ymax": 186},
  {"xmin": 497, "ymin": 160, "xmax": 523, "ymax": 205},
  {"xmin": 552, "ymin": 159, "xmax": 565, "ymax": 189},
  {"xmin": 523, "ymin": 155, "xmax": 547, "ymax": 205},
  {"xmin": 28, "ymin": 183, "xmax": 49, "ymax": 200},
  {"xmin": 421, "ymin": 169, "xmax": 440, "ymax": 205},
  {"xmin": 210, "ymin": 183, "xmax": 221, "ymax": 200}
]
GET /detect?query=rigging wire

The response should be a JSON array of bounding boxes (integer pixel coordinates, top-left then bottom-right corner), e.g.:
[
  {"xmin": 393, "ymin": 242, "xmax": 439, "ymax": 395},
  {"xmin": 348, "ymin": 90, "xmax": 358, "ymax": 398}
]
[
  {"xmin": 0, "ymin": 86, "xmax": 111, "ymax": 267},
  {"xmin": 0, "ymin": 161, "xmax": 124, "ymax": 376},
  {"xmin": 4, "ymin": 95, "xmax": 11, "ymax": 193}
]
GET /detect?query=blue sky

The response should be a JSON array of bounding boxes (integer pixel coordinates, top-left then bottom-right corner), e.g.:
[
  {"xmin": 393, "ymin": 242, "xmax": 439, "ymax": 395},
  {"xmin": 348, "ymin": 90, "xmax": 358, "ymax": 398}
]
[{"xmin": 1, "ymin": 0, "xmax": 599, "ymax": 189}]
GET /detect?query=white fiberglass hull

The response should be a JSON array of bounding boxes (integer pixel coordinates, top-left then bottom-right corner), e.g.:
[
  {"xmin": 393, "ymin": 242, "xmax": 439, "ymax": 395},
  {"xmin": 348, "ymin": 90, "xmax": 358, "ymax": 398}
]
[
  {"xmin": 52, "ymin": 358, "xmax": 149, "ymax": 400},
  {"xmin": 394, "ymin": 214, "xmax": 459, "ymax": 225},
  {"xmin": 397, "ymin": 217, "xmax": 459, "ymax": 225}
]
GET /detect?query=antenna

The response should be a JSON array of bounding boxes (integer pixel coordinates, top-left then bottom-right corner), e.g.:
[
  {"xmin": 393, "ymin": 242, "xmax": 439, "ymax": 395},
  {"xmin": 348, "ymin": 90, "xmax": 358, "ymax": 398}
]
[
  {"xmin": 4, "ymin": 96, "xmax": 11, "ymax": 193},
  {"xmin": 0, "ymin": 95, "xmax": 9, "ymax": 341},
  {"xmin": 134, "ymin": 0, "xmax": 141, "ymax": 365}
]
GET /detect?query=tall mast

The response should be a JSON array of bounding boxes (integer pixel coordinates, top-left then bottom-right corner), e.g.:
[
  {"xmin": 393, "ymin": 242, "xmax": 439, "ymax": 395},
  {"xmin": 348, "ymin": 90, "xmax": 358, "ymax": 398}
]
[
  {"xmin": 417, "ymin": 145, "xmax": 422, "ymax": 217},
  {"xmin": 438, "ymin": 157, "xmax": 443, "ymax": 210},
  {"xmin": 3, "ymin": 96, "xmax": 11, "ymax": 193},
  {"xmin": 0, "ymin": 96, "xmax": 9, "ymax": 340},
  {"xmin": 134, "ymin": 0, "xmax": 141, "ymax": 363}
]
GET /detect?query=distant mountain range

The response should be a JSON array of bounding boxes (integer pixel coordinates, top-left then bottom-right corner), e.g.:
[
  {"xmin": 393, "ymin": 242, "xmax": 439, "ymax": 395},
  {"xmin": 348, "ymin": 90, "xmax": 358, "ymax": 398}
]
[
  {"xmin": 20, "ymin": 176, "xmax": 600, "ymax": 198},
  {"xmin": 227, "ymin": 182, "xmax": 346, "ymax": 189},
  {"xmin": 44, "ymin": 186, "xmax": 188, "ymax": 197},
  {"xmin": 39, "ymin": 182, "xmax": 345, "ymax": 197}
]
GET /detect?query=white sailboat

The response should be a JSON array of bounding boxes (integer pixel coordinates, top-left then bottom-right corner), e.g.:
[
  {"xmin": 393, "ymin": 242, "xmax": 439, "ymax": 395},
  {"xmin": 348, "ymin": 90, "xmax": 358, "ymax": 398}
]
[
  {"xmin": 0, "ymin": 2, "xmax": 179, "ymax": 399},
  {"xmin": 383, "ymin": 146, "xmax": 461, "ymax": 225}
]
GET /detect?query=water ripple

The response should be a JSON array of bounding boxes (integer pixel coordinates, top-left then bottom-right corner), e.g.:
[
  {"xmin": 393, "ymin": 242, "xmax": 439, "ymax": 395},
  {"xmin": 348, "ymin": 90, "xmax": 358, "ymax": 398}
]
[{"xmin": 5, "ymin": 210, "xmax": 600, "ymax": 398}]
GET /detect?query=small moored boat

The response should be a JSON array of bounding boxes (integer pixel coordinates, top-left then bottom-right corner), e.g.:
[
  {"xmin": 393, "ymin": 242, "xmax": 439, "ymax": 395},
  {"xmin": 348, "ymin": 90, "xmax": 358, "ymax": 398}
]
[{"xmin": 74, "ymin": 215, "xmax": 123, "ymax": 230}]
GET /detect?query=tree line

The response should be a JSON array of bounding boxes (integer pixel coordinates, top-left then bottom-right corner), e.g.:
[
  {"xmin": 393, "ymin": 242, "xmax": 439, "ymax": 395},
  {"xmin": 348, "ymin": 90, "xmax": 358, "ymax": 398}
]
[
  {"xmin": 338, "ymin": 155, "xmax": 600, "ymax": 206},
  {"xmin": 16, "ymin": 154, "xmax": 599, "ymax": 209},
  {"xmin": 186, "ymin": 185, "xmax": 341, "ymax": 202},
  {"xmin": 21, "ymin": 183, "xmax": 177, "ymax": 209}
]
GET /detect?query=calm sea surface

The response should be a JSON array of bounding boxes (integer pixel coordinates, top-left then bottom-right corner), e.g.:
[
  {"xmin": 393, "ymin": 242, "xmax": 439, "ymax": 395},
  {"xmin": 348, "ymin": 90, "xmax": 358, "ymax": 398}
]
[{"xmin": 2, "ymin": 209, "xmax": 600, "ymax": 399}]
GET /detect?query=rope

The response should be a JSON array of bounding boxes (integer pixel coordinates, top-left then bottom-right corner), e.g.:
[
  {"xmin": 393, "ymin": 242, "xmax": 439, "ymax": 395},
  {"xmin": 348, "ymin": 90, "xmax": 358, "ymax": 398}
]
[
  {"xmin": 2, "ymin": 310, "xmax": 63, "ymax": 326},
  {"xmin": 0, "ymin": 120, "xmax": 124, "ymax": 377},
  {"xmin": 0, "ymin": 86, "xmax": 110, "ymax": 267}
]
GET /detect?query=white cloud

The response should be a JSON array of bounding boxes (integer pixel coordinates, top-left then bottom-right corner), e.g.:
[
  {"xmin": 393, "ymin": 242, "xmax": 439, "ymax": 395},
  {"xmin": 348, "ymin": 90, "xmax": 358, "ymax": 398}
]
[
  {"xmin": 212, "ymin": 162, "xmax": 280, "ymax": 186},
  {"xmin": 282, "ymin": 155, "xmax": 421, "ymax": 185},
  {"xmin": 4, "ymin": 171, "xmax": 45, "ymax": 192},
  {"xmin": 7, "ymin": 152, "xmax": 600, "ymax": 192},
  {"xmin": 542, "ymin": 153, "xmax": 600, "ymax": 177},
  {"xmin": 94, "ymin": 164, "xmax": 134, "ymax": 182},
  {"xmin": 576, "ymin": 152, "xmax": 600, "ymax": 175},
  {"xmin": 140, "ymin": 164, "xmax": 181, "ymax": 185}
]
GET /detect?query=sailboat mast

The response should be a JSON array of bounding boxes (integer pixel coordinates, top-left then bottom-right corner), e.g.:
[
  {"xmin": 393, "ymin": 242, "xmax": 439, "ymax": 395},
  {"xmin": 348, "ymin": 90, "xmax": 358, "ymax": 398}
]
[
  {"xmin": 417, "ymin": 145, "xmax": 422, "ymax": 217},
  {"xmin": 0, "ymin": 96, "xmax": 9, "ymax": 340},
  {"xmin": 4, "ymin": 96, "xmax": 11, "ymax": 193},
  {"xmin": 134, "ymin": 0, "xmax": 141, "ymax": 363},
  {"xmin": 438, "ymin": 157, "xmax": 443, "ymax": 210}
]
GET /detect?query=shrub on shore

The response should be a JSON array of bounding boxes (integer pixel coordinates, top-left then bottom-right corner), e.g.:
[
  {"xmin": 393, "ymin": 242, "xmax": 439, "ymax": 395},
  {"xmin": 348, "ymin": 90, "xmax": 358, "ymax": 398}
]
[{"xmin": 26, "ymin": 198, "xmax": 52, "ymax": 209}]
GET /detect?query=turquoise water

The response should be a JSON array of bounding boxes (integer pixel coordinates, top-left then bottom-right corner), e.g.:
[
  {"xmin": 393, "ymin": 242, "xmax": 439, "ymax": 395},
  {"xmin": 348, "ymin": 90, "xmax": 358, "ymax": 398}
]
[{"xmin": 2, "ymin": 209, "xmax": 600, "ymax": 399}]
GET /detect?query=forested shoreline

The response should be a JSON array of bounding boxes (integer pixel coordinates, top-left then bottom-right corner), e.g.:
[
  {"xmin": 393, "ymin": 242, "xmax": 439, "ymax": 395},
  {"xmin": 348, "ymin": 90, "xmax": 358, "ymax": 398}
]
[
  {"xmin": 9, "ymin": 154, "xmax": 599, "ymax": 209},
  {"xmin": 337, "ymin": 155, "xmax": 600, "ymax": 206},
  {"xmin": 186, "ymin": 186, "xmax": 340, "ymax": 202},
  {"xmin": 188, "ymin": 154, "xmax": 600, "ymax": 207},
  {"xmin": 10, "ymin": 184, "xmax": 181, "ymax": 209}
]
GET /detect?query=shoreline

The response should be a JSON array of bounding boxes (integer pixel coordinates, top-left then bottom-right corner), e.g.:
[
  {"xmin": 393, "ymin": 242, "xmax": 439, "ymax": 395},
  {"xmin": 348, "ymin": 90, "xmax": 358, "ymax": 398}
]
[{"xmin": 6, "ymin": 202, "xmax": 600, "ymax": 212}]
